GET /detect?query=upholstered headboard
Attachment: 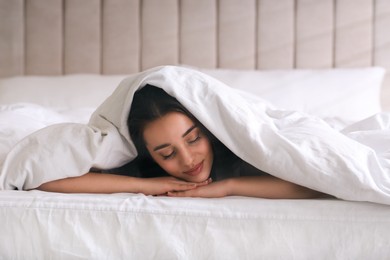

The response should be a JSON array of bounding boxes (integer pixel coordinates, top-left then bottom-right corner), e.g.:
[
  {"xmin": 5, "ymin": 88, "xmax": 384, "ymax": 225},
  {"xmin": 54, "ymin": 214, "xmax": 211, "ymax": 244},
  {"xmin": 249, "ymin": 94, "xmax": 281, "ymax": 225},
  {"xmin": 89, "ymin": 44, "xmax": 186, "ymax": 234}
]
[{"xmin": 1, "ymin": 0, "xmax": 389, "ymax": 107}]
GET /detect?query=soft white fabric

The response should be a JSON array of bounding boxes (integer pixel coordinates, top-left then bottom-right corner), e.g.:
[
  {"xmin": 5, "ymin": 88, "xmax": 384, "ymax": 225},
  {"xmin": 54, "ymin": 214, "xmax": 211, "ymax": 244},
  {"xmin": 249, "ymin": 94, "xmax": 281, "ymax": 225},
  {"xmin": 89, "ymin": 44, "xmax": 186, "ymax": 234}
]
[
  {"xmin": 197, "ymin": 67, "xmax": 385, "ymax": 122},
  {"xmin": 0, "ymin": 67, "xmax": 385, "ymax": 122},
  {"xmin": 0, "ymin": 103, "xmax": 94, "ymax": 170},
  {"xmin": 0, "ymin": 74, "xmax": 126, "ymax": 108},
  {"xmin": 1, "ymin": 66, "xmax": 390, "ymax": 205},
  {"xmin": 1, "ymin": 190, "xmax": 390, "ymax": 259}
]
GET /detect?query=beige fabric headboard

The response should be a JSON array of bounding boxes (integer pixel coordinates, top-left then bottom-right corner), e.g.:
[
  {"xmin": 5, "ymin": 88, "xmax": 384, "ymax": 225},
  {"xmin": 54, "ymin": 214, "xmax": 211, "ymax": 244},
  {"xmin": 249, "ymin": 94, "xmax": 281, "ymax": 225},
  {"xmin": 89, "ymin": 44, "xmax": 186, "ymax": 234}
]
[{"xmin": 1, "ymin": 0, "xmax": 389, "ymax": 106}]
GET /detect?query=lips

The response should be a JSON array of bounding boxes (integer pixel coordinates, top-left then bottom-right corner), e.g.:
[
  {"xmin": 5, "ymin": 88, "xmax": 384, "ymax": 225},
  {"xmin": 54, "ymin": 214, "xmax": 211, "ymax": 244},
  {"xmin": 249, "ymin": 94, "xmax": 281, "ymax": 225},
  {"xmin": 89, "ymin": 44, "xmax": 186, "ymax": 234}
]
[{"xmin": 183, "ymin": 161, "xmax": 204, "ymax": 176}]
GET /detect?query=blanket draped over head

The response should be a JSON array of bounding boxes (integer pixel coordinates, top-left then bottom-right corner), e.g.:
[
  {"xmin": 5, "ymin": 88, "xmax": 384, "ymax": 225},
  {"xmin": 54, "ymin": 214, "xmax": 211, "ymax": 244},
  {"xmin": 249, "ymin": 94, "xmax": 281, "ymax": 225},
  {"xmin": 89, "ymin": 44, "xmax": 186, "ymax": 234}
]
[{"xmin": 1, "ymin": 66, "xmax": 390, "ymax": 204}]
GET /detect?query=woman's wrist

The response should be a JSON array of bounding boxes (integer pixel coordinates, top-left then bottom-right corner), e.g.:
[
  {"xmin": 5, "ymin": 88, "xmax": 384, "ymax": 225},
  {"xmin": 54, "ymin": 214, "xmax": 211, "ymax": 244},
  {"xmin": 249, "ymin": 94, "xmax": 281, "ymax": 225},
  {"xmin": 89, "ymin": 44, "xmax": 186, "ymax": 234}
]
[
  {"xmin": 222, "ymin": 178, "xmax": 235, "ymax": 196},
  {"xmin": 127, "ymin": 176, "xmax": 146, "ymax": 194}
]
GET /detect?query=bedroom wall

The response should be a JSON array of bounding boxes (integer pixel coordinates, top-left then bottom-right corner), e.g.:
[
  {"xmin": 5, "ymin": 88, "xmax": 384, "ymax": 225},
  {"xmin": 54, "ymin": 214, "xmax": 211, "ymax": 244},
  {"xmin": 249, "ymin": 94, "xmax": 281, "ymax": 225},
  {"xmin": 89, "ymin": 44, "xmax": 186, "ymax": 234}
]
[{"xmin": 0, "ymin": 0, "xmax": 389, "ymax": 109}]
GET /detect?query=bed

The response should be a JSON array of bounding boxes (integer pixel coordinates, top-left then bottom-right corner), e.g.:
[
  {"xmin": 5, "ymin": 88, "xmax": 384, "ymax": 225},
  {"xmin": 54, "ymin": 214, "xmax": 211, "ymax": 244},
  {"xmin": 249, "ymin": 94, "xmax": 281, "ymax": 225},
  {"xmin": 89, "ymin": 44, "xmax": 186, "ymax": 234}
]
[{"xmin": 1, "ymin": 0, "xmax": 390, "ymax": 259}]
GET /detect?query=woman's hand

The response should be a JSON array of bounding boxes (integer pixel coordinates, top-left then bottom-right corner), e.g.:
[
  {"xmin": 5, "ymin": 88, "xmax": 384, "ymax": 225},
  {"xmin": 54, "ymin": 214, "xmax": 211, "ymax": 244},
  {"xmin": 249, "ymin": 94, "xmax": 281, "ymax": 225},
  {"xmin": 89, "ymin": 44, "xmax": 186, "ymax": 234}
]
[
  {"xmin": 137, "ymin": 176, "xmax": 212, "ymax": 196},
  {"xmin": 167, "ymin": 176, "xmax": 327, "ymax": 199},
  {"xmin": 167, "ymin": 179, "xmax": 230, "ymax": 198}
]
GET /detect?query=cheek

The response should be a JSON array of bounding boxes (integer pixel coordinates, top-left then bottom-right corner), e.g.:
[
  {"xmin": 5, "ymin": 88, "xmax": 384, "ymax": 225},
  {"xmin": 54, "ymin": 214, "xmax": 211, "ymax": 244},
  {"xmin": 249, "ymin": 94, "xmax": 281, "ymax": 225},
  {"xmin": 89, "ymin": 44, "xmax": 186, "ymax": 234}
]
[
  {"xmin": 200, "ymin": 139, "xmax": 213, "ymax": 159},
  {"xmin": 151, "ymin": 156, "xmax": 180, "ymax": 176},
  {"xmin": 159, "ymin": 160, "xmax": 175, "ymax": 172},
  {"xmin": 194, "ymin": 139, "xmax": 214, "ymax": 174}
]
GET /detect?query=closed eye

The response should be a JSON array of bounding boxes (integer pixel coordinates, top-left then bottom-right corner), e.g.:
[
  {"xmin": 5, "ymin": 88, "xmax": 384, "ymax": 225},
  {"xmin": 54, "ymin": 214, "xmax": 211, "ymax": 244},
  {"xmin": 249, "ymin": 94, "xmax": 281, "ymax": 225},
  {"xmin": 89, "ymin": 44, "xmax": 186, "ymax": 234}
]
[
  {"xmin": 161, "ymin": 151, "xmax": 175, "ymax": 160},
  {"xmin": 188, "ymin": 134, "xmax": 201, "ymax": 144}
]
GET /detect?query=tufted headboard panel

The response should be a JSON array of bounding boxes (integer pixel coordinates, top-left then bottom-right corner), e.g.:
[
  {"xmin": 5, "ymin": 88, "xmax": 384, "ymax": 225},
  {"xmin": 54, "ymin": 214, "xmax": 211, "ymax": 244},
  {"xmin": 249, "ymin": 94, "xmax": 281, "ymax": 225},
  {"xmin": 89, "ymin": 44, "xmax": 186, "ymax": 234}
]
[{"xmin": 1, "ymin": 0, "xmax": 390, "ymax": 106}]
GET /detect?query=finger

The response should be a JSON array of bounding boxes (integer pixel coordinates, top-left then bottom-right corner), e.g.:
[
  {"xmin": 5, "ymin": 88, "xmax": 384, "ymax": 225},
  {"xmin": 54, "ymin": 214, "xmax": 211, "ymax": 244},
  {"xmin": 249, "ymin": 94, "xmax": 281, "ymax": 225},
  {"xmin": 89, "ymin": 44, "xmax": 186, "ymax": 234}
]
[
  {"xmin": 167, "ymin": 190, "xmax": 191, "ymax": 197},
  {"xmin": 196, "ymin": 178, "xmax": 212, "ymax": 187},
  {"xmin": 172, "ymin": 183, "xmax": 197, "ymax": 191},
  {"xmin": 167, "ymin": 191, "xmax": 177, "ymax": 197}
]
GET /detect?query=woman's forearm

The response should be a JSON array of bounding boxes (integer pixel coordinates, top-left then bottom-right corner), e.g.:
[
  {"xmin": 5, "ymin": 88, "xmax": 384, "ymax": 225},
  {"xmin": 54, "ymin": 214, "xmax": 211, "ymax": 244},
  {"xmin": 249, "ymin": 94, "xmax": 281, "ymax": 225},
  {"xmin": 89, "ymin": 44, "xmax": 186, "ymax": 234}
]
[
  {"xmin": 36, "ymin": 172, "xmax": 207, "ymax": 195},
  {"xmin": 36, "ymin": 172, "xmax": 141, "ymax": 193},
  {"xmin": 227, "ymin": 176, "xmax": 326, "ymax": 199}
]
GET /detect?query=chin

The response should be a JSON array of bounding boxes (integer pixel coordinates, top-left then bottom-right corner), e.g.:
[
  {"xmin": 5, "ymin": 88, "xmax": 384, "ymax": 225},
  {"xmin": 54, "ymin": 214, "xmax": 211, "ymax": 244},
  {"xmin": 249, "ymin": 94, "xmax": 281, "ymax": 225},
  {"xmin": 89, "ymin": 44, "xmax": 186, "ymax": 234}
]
[
  {"xmin": 195, "ymin": 170, "xmax": 211, "ymax": 183},
  {"xmin": 182, "ymin": 172, "xmax": 209, "ymax": 183}
]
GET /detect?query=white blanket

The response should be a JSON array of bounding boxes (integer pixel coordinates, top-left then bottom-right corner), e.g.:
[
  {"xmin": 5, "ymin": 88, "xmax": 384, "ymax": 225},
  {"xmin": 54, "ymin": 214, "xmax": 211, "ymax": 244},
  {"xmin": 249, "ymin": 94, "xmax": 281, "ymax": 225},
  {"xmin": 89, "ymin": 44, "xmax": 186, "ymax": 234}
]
[{"xmin": 1, "ymin": 66, "xmax": 390, "ymax": 204}]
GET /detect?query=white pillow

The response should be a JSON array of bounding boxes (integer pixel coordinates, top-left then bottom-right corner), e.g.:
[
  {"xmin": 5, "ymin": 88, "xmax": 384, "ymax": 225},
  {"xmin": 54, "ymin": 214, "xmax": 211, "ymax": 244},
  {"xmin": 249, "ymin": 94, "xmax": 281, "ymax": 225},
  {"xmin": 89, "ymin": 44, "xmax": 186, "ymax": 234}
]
[
  {"xmin": 0, "ymin": 67, "xmax": 385, "ymax": 123},
  {"xmin": 0, "ymin": 74, "xmax": 127, "ymax": 109},
  {"xmin": 198, "ymin": 67, "xmax": 385, "ymax": 122}
]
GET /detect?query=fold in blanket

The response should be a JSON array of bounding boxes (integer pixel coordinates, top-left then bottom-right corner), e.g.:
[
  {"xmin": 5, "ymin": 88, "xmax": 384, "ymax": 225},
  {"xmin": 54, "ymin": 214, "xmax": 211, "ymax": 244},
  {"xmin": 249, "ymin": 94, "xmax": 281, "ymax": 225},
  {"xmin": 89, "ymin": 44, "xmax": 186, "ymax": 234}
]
[{"xmin": 1, "ymin": 66, "xmax": 390, "ymax": 204}]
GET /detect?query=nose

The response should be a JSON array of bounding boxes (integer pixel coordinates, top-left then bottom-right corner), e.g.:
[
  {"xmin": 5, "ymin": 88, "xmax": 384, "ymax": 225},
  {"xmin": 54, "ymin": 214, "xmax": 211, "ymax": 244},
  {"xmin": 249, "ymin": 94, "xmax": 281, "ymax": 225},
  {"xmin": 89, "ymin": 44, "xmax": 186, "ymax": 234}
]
[{"xmin": 180, "ymin": 147, "xmax": 194, "ymax": 167}]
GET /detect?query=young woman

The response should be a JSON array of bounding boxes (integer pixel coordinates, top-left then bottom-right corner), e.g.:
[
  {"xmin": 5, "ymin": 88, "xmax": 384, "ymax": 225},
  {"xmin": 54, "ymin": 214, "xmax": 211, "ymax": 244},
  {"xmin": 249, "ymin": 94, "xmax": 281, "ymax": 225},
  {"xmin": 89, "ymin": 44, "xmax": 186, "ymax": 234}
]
[{"xmin": 38, "ymin": 85, "xmax": 325, "ymax": 199}]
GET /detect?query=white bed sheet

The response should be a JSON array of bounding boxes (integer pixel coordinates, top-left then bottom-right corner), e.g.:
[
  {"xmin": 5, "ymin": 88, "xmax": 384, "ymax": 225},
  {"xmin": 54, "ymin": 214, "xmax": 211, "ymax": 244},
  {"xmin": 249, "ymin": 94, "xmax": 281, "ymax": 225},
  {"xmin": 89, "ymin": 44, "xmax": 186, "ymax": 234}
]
[{"xmin": 1, "ymin": 190, "xmax": 390, "ymax": 259}]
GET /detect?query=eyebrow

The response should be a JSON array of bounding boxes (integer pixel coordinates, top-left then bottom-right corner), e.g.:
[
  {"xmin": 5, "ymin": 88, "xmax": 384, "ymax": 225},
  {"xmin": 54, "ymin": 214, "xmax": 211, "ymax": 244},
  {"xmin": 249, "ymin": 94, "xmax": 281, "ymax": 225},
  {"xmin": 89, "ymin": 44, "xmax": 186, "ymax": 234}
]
[
  {"xmin": 182, "ymin": 125, "xmax": 197, "ymax": 138},
  {"xmin": 153, "ymin": 125, "xmax": 197, "ymax": 151}
]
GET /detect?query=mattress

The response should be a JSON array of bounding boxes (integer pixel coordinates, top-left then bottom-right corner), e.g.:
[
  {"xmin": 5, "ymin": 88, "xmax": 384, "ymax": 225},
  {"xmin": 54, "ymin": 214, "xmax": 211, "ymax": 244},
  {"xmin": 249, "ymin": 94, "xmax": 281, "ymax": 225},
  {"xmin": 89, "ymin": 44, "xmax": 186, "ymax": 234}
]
[{"xmin": 1, "ymin": 190, "xmax": 390, "ymax": 259}]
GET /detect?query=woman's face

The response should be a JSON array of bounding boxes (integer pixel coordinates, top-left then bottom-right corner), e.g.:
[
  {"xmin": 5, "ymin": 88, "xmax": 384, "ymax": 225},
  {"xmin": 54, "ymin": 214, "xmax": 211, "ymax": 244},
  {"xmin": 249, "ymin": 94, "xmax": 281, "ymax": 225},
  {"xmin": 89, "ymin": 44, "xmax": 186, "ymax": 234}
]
[{"xmin": 143, "ymin": 112, "xmax": 213, "ymax": 183}]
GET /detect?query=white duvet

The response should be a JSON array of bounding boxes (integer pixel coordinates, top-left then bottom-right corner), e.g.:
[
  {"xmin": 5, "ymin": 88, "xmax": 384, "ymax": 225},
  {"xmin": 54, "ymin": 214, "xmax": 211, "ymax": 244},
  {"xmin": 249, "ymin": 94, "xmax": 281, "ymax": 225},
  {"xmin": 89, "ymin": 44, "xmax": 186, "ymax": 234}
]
[{"xmin": 1, "ymin": 66, "xmax": 390, "ymax": 204}]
